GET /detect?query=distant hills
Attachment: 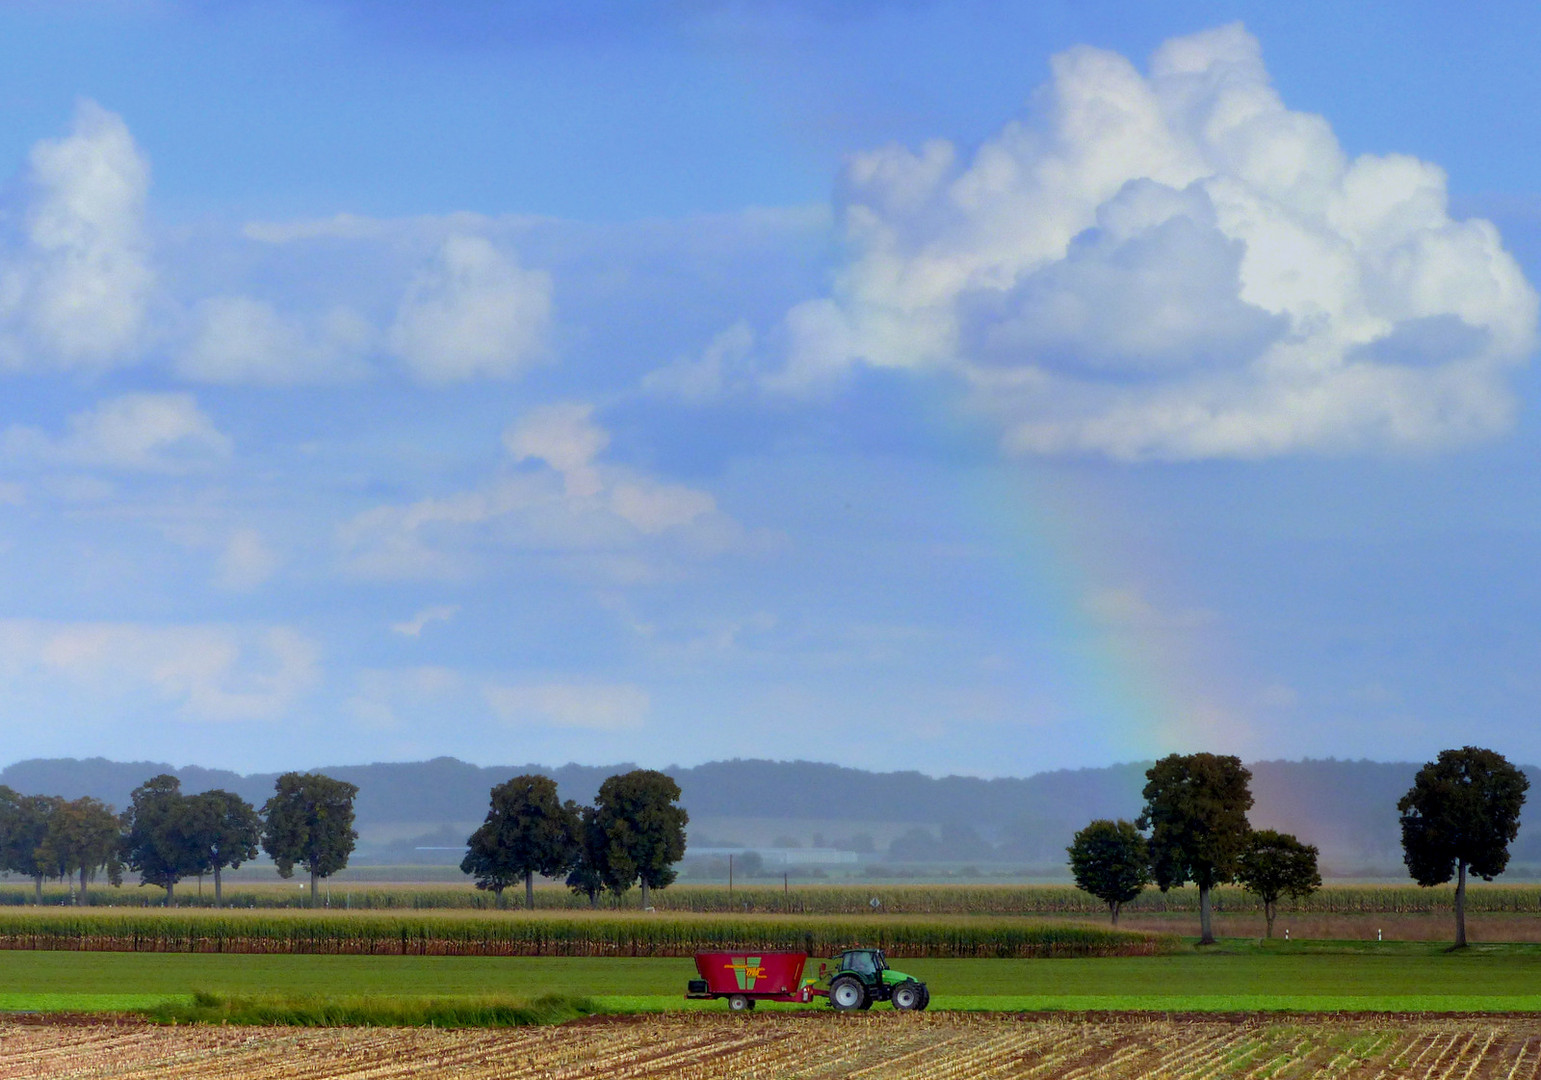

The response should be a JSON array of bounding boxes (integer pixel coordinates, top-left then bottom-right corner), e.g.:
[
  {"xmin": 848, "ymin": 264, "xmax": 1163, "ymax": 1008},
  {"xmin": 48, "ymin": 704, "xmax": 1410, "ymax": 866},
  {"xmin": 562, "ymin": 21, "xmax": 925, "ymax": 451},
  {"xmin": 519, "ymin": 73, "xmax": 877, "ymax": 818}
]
[{"xmin": 3, "ymin": 755, "xmax": 1537, "ymax": 877}]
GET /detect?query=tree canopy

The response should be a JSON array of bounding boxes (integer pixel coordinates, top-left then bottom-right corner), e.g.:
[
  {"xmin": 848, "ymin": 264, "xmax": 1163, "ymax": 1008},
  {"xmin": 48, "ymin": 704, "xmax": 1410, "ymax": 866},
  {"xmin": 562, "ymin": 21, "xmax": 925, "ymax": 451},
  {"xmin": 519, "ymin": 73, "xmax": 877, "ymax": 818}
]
[
  {"xmin": 1399, "ymin": 746, "xmax": 1528, "ymax": 947},
  {"xmin": 186, "ymin": 789, "xmax": 262, "ymax": 907},
  {"xmin": 1138, "ymin": 752, "xmax": 1253, "ymax": 944},
  {"xmin": 592, "ymin": 769, "xmax": 689, "ymax": 909},
  {"xmin": 1067, "ymin": 819, "xmax": 1150, "ymax": 926},
  {"xmin": 37, "ymin": 797, "xmax": 121, "ymax": 902},
  {"xmin": 261, "ymin": 772, "xmax": 358, "ymax": 906},
  {"xmin": 120, "ymin": 774, "xmax": 196, "ymax": 903},
  {"xmin": 461, "ymin": 775, "xmax": 579, "ymax": 908},
  {"xmin": 1235, "ymin": 829, "xmax": 1321, "ymax": 938}
]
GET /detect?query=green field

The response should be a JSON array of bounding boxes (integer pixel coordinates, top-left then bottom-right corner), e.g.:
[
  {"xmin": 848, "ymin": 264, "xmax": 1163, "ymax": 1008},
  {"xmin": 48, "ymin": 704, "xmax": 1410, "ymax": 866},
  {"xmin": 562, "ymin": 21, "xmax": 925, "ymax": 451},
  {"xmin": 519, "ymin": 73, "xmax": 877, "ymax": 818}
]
[{"xmin": 3, "ymin": 941, "xmax": 1541, "ymax": 1015}]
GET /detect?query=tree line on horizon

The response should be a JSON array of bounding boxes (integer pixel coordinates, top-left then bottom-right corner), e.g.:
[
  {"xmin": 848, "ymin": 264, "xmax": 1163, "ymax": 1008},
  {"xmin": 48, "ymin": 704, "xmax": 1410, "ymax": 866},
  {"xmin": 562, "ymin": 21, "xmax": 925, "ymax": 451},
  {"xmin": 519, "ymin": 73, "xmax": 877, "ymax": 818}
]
[
  {"xmin": 0, "ymin": 765, "xmax": 690, "ymax": 911},
  {"xmin": 0, "ymin": 771, "xmax": 358, "ymax": 907},
  {"xmin": 1068, "ymin": 746, "xmax": 1528, "ymax": 947}
]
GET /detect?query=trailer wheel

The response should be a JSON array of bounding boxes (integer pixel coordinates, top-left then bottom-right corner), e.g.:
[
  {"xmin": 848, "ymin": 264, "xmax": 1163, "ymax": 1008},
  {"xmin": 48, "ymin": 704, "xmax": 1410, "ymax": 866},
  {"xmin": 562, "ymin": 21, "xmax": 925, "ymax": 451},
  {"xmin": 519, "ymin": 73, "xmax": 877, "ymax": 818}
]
[
  {"xmin": 728, "ymin": 994, "xmax": 754, "ymax": 1012},
  {"xmin": 829, "ymin": 976, "xmax": 867, "ymax": 1012},
  {"xmin": 891, "ymin": 981, "xmax": 923, "ymax": 1011}
]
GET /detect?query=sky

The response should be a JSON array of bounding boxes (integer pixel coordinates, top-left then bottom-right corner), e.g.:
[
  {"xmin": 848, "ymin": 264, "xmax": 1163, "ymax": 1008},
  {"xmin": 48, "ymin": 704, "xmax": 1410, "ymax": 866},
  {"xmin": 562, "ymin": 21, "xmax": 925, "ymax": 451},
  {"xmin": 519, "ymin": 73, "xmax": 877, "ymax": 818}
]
[{"xmin": 2, "ymin": 0, "xmax": 1541, "ymax": 777}]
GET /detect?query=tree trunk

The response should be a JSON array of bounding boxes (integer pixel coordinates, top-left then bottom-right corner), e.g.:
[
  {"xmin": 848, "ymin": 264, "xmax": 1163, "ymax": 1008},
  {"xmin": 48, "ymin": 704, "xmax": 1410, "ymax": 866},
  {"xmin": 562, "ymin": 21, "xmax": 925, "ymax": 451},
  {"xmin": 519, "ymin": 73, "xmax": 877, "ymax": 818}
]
[
  {"xmin": 1454, "ymin": 860, "xmax": 1468, "ymax": 948},
  {"xmin": 1109, "ymin": 901, "xmax": 1120, "ymax": 926},
  {"xmin": 1264, "ymin": 899, "xmax": 1276, "ymax": 939},
  {"xmin": 525, "ymin": 870, "xmax": 534, "ymax": 910},
  {"xmin": 165, "ymin": 880, "xmax": 174, "ymax": 906},
  {"xmin": 494, "ymin": 885, "xmax": 505, "ymax": 910},
  {"xmin": 214, "ymin": 866, "xmax": 223, "ymax": 909},
  {"xmin": 32, "ymin": 875, "xmax": 41, "ymax": 905},
  {"xmin": 310, "ymin": 870, "xmax": 319, "ymax": 908},
  {"xmin": 641, "ymin": 879, "xmax": 651, "ymax": 910},
  {"xmin": 79, "ymin": 867, "xmax": 88, "ymax": 905},
  {"xmin": 1198, "ymin": 883, "xmax": 1216, "ymax": 945}
]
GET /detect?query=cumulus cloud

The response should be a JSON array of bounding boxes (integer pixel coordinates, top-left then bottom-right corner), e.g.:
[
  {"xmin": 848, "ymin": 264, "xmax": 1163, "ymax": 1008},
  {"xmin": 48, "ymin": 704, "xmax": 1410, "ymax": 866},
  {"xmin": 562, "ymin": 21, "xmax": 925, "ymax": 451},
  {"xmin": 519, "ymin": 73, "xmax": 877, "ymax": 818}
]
[
  {"xmin": 483, "ymin": 681, "xmax": 649, "ymax": 731},
  {"xmin": 0, "ymin": 101, "xmax": 155, "ymax": 372},
  {"xmin": 215, "ymin": 528, "xmax": 280, "ymax": 591},
  {"xmin": 776, "ymin": 24, "xmax": 1538, "ymax": 459},
  {"xmin": 388, "ymin": 234, "xmax": 552, "ymax": 382},
  {"xmin": 177, "ymin": 296, "xmax": 374, "ymax": 384},
  {"xmin": 0, "ymin": 620, "xmax": 318, "ymax": 722},
  {"xmin": 643, "ymin": 321, "xmax": 758, "ymax": 401},
  {"xmin": 338, "ymin": 402, "xmax": 738, "ymax": 579},
  {"xmin": 4, "ymin": 392, "xmax": 231, "ymax": 472},
  {"xmin": 390, "ymin": 605, "xmax": 460, "ymax": 637}
]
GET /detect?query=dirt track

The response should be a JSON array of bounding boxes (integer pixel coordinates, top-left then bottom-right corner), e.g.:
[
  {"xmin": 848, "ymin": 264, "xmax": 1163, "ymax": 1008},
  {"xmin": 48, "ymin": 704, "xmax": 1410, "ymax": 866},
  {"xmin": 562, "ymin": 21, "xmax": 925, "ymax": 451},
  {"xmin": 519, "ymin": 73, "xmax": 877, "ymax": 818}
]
[{"xmin": 4, "ymin": 1012, "xmax": 1541, "ymax": 1079}]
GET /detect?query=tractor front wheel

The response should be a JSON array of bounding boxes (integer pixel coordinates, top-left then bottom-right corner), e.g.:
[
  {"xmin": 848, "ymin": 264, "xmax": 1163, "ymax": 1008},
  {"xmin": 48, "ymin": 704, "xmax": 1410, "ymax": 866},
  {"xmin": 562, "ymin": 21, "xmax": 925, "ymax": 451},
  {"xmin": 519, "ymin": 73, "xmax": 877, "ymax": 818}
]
[
  {"xmin": 829, "ymin": 976, "xmax": 867, "ymax": 1012},
  {"xmin": 891, "ymin": 981, "xmax": 924, "ymax": 1011}
]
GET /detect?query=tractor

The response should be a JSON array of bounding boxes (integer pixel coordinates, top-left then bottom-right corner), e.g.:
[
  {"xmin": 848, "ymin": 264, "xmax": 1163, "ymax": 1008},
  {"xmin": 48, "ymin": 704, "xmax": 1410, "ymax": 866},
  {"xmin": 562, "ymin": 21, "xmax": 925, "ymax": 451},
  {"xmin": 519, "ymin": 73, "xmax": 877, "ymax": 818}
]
[{"xmin": 823, "ymin": 948, "xmax": 929, "ymax": 1011}]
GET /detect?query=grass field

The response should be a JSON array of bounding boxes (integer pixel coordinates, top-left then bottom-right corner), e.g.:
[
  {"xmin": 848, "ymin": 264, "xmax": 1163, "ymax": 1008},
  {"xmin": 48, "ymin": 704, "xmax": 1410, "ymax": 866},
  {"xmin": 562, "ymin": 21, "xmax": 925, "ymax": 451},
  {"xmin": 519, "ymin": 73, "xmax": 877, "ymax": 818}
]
[
  {"xmin": 2, "ymin": 940, "xmax": 1540, "ymax": 1015},
  {"xmin": 9, "ymin": 1013, "xmax": 1541, "ymax": 1079}
]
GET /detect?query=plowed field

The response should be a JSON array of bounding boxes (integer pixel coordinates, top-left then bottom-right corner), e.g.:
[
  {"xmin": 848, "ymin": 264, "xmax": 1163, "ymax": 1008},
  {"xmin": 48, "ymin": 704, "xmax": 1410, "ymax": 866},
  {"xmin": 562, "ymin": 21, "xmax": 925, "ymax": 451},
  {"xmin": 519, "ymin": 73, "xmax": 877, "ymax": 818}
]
[{"xmin": 6, "ymin": 1013, "xmax": 1541, "ymax": 1079}]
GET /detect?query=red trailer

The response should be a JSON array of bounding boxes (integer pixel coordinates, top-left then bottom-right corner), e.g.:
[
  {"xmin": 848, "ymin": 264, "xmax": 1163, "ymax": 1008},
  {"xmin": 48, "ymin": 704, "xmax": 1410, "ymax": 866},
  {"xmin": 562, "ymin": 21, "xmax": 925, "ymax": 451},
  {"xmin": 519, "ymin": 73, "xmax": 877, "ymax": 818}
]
[{"xmin": 685, "ymin": 951, "xmax": 824, "ymax": 1011}]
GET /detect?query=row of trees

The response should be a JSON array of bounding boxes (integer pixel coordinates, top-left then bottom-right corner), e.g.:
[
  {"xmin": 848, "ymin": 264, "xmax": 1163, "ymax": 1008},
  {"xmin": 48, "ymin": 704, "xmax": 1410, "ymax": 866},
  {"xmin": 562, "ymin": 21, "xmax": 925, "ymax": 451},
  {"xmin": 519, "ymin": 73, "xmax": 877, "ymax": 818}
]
[
  {"xmin": 0, "ymin": 772, "xmax": 359, "ymax": 907},
  {"xmin": 460, "ymin": 769, "xmax": 688, "ymax": 909},
  {"xmin": 1068, "ymin": 747, "xmax": 1528, "ymax": 947}
]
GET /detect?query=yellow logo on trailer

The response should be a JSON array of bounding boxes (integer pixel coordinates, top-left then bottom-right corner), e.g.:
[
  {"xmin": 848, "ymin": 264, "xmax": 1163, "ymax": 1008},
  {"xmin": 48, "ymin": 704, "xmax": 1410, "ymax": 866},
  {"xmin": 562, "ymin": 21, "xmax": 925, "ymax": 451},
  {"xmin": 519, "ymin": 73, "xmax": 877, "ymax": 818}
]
[{"xmin": 725, "ymin": 957, "xmax": 765, "ymax": 990}]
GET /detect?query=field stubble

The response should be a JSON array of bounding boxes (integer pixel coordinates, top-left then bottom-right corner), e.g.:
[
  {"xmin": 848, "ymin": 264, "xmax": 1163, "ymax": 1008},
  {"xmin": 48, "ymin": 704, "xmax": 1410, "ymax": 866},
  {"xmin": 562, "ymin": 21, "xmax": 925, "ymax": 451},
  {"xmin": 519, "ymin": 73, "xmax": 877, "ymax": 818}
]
[{"xmin": 6, "ymin": 1012, "xmax": 1541, "ymax": 1080}]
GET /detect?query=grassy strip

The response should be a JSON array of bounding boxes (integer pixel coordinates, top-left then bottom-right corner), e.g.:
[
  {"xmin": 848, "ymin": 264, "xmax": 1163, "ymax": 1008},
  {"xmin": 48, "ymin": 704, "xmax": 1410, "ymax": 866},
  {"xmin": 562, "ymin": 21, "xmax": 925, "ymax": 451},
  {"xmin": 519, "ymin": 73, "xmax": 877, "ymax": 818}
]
[
  {"xmin": 140, "ymin": 990, "xmax": 600, "ymax": 1027},
  {"xmin": 0, "ymin": 908, "xmax": 1166, "ymax": 959}
]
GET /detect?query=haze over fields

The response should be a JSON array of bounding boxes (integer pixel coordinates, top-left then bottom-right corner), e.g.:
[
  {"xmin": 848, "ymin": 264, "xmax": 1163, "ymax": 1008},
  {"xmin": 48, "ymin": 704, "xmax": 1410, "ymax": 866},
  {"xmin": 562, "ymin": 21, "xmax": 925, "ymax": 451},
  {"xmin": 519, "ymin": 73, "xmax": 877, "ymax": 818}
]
[
  {"xmin": 9, "ymin": 755, "xmax": 1541, "ymax": 878},
  {"xmin": 1, "ymin": 6, "xmax": 1540, "ymax": 780}
]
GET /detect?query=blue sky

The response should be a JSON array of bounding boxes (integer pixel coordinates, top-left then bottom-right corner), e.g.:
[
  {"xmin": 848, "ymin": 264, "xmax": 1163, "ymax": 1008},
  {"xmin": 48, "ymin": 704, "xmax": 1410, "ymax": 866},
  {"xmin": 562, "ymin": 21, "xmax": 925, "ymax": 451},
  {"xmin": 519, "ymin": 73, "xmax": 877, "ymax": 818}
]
[{"xmin": 1, "ymin": 0, "xmax": 1540, "ymax": 776}]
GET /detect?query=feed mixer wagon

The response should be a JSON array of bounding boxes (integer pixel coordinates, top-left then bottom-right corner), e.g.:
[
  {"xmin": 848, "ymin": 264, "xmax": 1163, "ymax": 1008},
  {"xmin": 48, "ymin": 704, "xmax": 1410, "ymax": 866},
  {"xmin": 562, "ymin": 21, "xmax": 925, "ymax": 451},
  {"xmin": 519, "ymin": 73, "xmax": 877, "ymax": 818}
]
[{"xmin": 686, "ymin": 949, "xmax": 929, "ymax": 1012}]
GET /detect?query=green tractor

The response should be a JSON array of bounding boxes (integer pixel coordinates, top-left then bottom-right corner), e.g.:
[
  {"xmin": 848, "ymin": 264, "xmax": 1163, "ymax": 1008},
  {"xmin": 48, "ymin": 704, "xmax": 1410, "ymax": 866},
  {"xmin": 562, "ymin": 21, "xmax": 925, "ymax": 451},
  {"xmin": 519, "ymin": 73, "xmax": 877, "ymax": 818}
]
[{"xmin": 823, "ymin": 948, "xmax": 929, "ymax": 1011}]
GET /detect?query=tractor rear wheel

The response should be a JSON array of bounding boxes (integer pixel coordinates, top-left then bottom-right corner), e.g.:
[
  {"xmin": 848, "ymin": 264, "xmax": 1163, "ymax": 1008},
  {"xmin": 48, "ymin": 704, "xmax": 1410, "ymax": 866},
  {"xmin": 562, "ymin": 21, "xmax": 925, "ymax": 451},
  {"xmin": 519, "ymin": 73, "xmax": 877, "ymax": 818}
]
[
  {"xmin": 829, "ymin": 976, "xmax": 867, "ymax": 1012},
  {"xmin": 728, "ymin": 994, "xmax": 754, "ymax": 1012},
  {"xmin": 891, "ymin": 981, "xmax": 923, "ymax": 1011}
]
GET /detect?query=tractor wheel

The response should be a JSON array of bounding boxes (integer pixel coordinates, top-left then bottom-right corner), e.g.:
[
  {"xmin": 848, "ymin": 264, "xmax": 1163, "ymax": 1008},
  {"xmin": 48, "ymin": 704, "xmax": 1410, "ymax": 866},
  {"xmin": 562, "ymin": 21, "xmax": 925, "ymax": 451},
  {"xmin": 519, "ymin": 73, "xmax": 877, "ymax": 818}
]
[
  {"xmin": 891, "ymin": 981, "xmax": 923, "ymax": 1011},
  {"xmin": 728, "ymin": 994, "xmax": 753, "ymax": 1012},
  {"xmin": 916, "ymin": 984, "xmax": 930, "ymax": 1011},
  {"xmin": 829, "ymin": 976, "xmax": 867, "ymax": 1012}
]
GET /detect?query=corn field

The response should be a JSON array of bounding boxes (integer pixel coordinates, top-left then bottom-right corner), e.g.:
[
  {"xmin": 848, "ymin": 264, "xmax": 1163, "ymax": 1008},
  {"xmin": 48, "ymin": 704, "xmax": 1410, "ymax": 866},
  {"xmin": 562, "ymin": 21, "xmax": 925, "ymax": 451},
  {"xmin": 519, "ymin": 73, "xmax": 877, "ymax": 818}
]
[
  {"xmin": 6, "ymin": 1012, "xmax": 1541, "ymax": 1079},
  {"xmin": 0, "ymin": 909, "xmax": 1164, "ymax": 958},
  {"xmin": 18, "ymin": 881, "xmax": 1541, "ymax": 915}
]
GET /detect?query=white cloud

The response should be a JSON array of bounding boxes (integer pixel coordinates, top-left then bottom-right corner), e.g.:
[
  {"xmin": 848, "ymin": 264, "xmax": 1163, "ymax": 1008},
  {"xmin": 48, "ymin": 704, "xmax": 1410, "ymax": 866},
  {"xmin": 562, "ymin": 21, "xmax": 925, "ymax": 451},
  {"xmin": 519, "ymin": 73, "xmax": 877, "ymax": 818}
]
[
  {"xmin": 776, "ymin": 24, "xmax": 1538, "ymax": 460},
  {"xmin": 643, "ymin": 321, "xmax": 757, "ymax": 401},
  {"xmin": 347, "ymin": 666, "xmax": 464, "ymax": 729},
  {"xmin": 483, "ymin": 681, "xmax": 649, "ymax": 731},
  {"xmin": 0, "ymin": 101, "xmax": 154, "ymax": 371},
  {"xmin": 177, "ymin": 295, "xmax": 374, "ymax": 385},
  {"xmin": 339, "ymin": 403, "xmax": 738, "ymax": 579},
  {"xmin": 389, "ymin": 234, "xmax": 552, "ymax": 382},
  {"xmin": 390, "ymin": 605, "xmax": 460, "ymax": 637},
  {"xmin": 215, "ymin": 528, "xmax": 280, "ymax": 591},
  {"xmin": 4, "ymin": 392, "xmax": 231, "ymax": 472},
  {"xmin": 0, "ymin": 619, "xmax": 319, "ymax": 722}
]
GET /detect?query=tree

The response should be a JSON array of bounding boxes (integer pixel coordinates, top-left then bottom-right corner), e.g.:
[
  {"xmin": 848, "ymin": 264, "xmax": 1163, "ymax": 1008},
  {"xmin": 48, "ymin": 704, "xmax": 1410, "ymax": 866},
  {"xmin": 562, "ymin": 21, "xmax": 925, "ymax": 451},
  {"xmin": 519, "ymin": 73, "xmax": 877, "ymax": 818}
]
[
  {"xmin": 0, "ymin": 788, "xmax": 60, "ymax": 903},
  {"xmin": 1398, "ymin": 746, "xmax": 1528, "ymax": 948},
  {"xmin": 1138, "ymin": 753, "xmax": 1254, "ymax": 945},
  {"xmin": 1235, "ymin": 829, "xmax": 1321, "ymax": 938},
  {"xmin": 37, "ymin": 797, "xmax": 122, "ymax": 904},
  {"xmin": 120, "ymin": 775, "xmax": 197, "ymax": 904},
  {"xmin": 566, "ymin": 803, "xmax": 623, "ymax": 907},
  {"xmin": 592, "ymin": 769, "xmax": 689, "ymax": 910},
  {"xmin": 461, "ymin": 776, "xmax": 580, "ymax": 909},
  {"xmin": 261, "ymin": 772, "xmax": 358, "ymax": 906},
  {"xmin": 1067, "ymin": 819, "xmax": 1151, "ymax": 926},
  {"xmin": 185, "ymin": 790, "xmax": 261, "ymax": 908}
]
